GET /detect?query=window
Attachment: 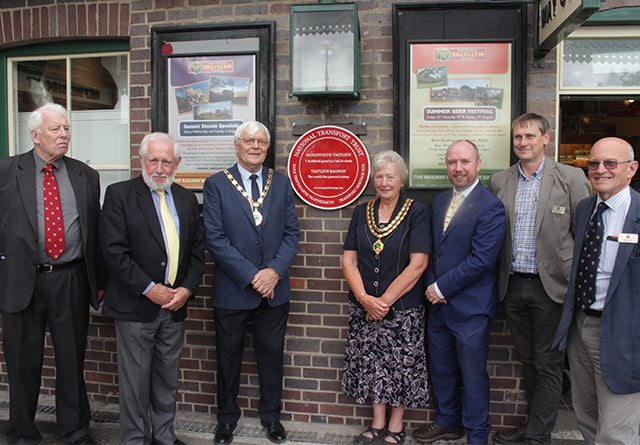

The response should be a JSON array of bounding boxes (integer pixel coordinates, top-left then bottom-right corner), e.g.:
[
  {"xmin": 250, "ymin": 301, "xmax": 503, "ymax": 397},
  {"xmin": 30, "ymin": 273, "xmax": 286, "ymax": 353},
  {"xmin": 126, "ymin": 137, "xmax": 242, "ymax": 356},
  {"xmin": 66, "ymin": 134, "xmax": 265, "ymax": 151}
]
[{"xmin": 7, "ymin": 51, "xmax": 130, "ymax": 197}]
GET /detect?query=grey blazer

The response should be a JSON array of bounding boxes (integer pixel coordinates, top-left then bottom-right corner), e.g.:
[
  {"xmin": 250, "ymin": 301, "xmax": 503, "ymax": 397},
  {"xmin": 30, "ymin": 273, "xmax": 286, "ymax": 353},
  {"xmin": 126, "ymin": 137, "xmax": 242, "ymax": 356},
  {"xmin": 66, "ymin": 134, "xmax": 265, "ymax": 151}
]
[{"xmin": 489, "ymin": 157, "xmax": 591, "ymax": 303}]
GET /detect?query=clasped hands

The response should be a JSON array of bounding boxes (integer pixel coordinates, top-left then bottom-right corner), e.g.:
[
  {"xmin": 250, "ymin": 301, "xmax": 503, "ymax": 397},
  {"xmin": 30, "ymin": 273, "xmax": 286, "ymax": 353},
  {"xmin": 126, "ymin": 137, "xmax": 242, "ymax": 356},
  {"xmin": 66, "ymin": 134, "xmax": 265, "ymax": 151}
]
[
  {"xmin": 359, "ymin": 293, "xmax": 390, "ymax": 321},
  {"xmin": 252, "ymin": 267, "xmax": 280, "ymax": 299},
  {"xmin": 147, "ymin": 283, "xmax": 191, "ymax": 311}
]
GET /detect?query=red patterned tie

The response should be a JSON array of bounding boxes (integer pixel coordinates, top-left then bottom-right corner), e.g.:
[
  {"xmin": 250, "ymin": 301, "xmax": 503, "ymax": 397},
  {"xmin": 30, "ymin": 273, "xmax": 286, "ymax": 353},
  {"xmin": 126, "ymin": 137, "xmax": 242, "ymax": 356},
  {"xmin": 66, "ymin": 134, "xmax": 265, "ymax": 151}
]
[{"xmin": 43, "ymin": 164, "xmax": 65, "ymax": 260}]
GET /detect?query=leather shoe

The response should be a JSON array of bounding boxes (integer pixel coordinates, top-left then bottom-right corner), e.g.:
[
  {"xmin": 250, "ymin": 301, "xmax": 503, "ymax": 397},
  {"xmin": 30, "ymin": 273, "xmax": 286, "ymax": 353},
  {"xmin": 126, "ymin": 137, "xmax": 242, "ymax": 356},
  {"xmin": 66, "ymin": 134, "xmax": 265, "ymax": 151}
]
[
  {"xmin": 260, "ymin": 420, "xmax": 287, "ymax": 444},
  {"xmin": 492, "ymin": 424, "xmax": 527, "ymax": 445},
  {"xmin": 413, "ymin": 423, "xmax": 464, "ymax": 443},
  {"xmin": 214, "ymin": 423, "xmax": 236, "ymax": 445},
  {"xmin": 67, "ymin": 435, "xmax": 97, "ymax": 445}
]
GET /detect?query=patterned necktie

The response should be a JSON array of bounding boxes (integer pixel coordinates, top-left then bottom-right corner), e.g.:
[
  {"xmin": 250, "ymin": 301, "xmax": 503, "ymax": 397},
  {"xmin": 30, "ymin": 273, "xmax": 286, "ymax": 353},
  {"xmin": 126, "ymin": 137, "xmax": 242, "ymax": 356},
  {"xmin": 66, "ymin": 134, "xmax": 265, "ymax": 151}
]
[
  {"xmin": 575, "ymin": 202, "xmax": 608, "ymax": 309},
  {"xmin": 250, "ymin": 174, "xmax": 260, "ymax": 201},
  {"xmin": 443, "ymin": 192, "xmax": 462, "ymax": 233},
  {"xmin": 158, "ymin": 190, "xmax": 180, "ymax": 286},
  {"xmin": 43, "ymin": 164, "xmax": 65, "ymax": 259}
]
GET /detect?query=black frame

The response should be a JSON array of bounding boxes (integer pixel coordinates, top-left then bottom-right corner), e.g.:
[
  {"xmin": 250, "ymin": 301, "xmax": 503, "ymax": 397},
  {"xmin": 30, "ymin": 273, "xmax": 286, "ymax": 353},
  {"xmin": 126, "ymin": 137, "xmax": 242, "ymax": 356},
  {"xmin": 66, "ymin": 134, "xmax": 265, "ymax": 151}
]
[
  {"xmin": 393, "ymin": 2, "xmax": 528, "ymax": 201},
  {"xmin": 151, "ymin": 22, "xmax": 276, "ymax": 170}
]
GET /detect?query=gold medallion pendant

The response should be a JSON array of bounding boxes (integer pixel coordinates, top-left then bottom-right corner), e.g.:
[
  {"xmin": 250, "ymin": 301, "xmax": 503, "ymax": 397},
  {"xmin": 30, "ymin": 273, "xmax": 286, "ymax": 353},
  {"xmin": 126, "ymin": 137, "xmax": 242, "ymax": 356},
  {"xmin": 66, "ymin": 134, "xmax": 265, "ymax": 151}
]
[
  {"xmin": 373, "ymin": 238, "xmax": 384, "ymax": 255},
  {"xmin": 366, "ymin": 198, "xmax": 414, "ymax": 254}
]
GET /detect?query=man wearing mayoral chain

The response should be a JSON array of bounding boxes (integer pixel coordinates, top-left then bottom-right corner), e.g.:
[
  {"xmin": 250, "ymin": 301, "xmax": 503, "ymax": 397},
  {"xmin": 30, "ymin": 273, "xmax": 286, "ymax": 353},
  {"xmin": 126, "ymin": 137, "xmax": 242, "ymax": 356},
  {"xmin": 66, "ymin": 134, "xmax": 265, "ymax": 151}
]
[{"xmin": 203, "ymin": 120, "xmax": 300, "ymax": 445}]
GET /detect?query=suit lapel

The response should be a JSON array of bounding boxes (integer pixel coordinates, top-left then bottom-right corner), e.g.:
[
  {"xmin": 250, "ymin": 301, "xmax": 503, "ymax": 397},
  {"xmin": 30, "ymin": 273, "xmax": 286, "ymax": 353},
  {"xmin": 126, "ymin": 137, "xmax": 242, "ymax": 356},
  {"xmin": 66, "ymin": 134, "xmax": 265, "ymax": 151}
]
[
  {"xmin": 135, "ymin": 177, "xmax": 166, "ymax": 250},
  {"xmin": 435, "ymin": 189, "xmax": 452, "ymax": 244},
  {"xmin": 536, "ymin": 159, "xmax": 555, "ymax": 234},
  {"xmin": 258, "ymin": 167, "xmax": 270, "ymax": 229},
  {"xmin": 16, "ymin": 152, "xmax": 38, "ymax": 235},
  {"xmin": 171, "ymin": 184, "xmax": 191, "ymax": 267},
  {"xmin": 442, "ymin": 185, "xmax": 483, "ymax": 242},
  {"xmin": 65, "ymin": 158, "xmax": 89, "ymax": 242},
  {"xmin": 606, "ymin": 191, "xmax": 640, "ymax": 304},
  {"xmin": 503, "ymin": 165, "xmax": 518, "ymax": 237}
]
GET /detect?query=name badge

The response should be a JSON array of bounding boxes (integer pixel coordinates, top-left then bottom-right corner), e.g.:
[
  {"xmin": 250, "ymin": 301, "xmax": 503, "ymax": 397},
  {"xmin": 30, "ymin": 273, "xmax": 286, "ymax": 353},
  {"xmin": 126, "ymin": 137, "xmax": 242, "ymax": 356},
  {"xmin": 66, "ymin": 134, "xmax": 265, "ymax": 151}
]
[
  {"xmin": 618, "ymin": 233, "xmax": 638, "ymax": 244},
  {"xmin": 551, "ymin": 205, "xmax": 566, "ymax": 215}
]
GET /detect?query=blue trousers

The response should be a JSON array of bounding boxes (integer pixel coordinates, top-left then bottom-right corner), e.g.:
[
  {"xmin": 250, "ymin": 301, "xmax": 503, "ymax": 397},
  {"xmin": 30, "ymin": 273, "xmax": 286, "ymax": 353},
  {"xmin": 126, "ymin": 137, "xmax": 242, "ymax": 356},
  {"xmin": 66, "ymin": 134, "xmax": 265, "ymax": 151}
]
[{"xmin": 428, "ymin": 307, "xmax": 492, "ymax": 445}]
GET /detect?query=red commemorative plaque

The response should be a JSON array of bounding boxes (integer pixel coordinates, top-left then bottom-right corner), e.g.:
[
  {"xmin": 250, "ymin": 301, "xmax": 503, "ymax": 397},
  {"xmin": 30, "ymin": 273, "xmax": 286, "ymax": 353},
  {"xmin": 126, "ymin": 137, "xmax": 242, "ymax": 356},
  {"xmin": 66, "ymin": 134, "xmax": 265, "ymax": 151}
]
[{"xmin": 288, "ymin": 125, "xmax": 370, "ymax": 210}]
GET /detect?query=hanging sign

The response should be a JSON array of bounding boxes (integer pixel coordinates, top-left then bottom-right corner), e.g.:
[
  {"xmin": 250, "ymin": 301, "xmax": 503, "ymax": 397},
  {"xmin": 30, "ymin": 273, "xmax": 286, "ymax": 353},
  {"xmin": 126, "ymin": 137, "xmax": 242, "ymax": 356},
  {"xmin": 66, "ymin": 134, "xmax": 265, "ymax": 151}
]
[{"xmin": 288, "ymin": 125, "xmax": 370, "ymax": 210}]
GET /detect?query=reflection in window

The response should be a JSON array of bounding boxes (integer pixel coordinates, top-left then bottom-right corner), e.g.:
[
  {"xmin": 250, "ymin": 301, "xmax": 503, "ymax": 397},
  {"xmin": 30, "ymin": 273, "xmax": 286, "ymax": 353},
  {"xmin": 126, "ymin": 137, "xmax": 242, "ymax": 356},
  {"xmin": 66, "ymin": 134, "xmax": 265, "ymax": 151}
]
[
  {"xmin": 11, "ymin": 53, "xmax": 130, "ymax": 198},
  {"xmin": 562, "ymin": 38, "xmax": 640, "ymax": 88}
]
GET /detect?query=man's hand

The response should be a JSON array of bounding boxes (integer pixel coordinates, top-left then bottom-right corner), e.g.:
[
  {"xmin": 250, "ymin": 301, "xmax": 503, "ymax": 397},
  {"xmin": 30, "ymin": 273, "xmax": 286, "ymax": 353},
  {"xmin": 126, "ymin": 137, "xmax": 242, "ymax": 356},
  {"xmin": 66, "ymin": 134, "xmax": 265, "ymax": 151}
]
[
  {"xmin": 146, "ymin": 283, "xmax": 175, "ymax": 306},
  {"xmin": 161, "ymin": 287, "xmax": 191, "ymax": 311},
  {"xmin": 252, "ymin": 268, "xmax": 280, "ymax": 298},
  {"xmin": 426, "ymin": 284, "xmax": 447, "ymax": 305},
  {"xmin": 97, "ymin": 289, "xmax": 105, "ymax": 303}
]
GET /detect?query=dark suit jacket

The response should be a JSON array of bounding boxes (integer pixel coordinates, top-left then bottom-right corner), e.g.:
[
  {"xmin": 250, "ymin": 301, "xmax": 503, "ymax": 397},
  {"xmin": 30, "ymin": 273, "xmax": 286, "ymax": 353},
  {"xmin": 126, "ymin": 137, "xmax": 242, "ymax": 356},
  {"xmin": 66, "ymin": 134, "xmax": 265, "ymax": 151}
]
[
  {"xmin": 0, "ymin": 150, "xmax": 102, "ymax": 312},
  {"xmin": 203, "ymin": 165, "xmax": 300, "ymax": 310},
  {"xmin": 427, "ymin": 183, "xmax": 506, "ymax": 319},
  {"xmin": 489, "ymin": 158, "xmax": 591, "ymax": 303},
  {"xmin": 552, "ymin": 189, "xmax": 640, "ymax": 394},
  {"xmin": 100, "ymin": 176, "xmax": 204, "ymax": 322}
]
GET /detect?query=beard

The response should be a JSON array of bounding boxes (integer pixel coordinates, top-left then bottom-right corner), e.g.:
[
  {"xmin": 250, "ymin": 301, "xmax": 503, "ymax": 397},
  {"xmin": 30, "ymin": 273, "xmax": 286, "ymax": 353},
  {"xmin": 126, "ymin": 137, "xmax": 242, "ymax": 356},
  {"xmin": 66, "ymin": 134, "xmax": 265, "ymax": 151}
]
[{"xmin": 142, "ymin": 169, "xmax": 175, "ymax": 191}]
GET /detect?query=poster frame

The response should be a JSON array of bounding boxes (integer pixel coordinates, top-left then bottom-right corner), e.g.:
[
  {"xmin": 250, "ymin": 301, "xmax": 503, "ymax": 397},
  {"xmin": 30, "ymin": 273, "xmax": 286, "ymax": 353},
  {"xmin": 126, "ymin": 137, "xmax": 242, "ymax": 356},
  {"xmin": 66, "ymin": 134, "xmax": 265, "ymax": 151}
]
[
  {"xmin": 392, "ymin": 2, "xmax": 527, "ymax": 194},
  {"xmin": 151, "ymin": 22, "xmax": 275, "ymax": 190}
]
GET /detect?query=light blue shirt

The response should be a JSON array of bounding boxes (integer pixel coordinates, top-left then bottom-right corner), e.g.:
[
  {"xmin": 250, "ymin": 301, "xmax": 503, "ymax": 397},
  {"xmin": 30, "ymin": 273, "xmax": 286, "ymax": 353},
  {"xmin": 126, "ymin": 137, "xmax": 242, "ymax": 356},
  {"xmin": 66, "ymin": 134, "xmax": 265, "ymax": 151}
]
[
  {"xmin": 591, "ymin": 186, "xmax": 631, "ymax": 310},
  {"xmin": 237, "ymin": 163, "xmax": 264, "ymax": 209}
]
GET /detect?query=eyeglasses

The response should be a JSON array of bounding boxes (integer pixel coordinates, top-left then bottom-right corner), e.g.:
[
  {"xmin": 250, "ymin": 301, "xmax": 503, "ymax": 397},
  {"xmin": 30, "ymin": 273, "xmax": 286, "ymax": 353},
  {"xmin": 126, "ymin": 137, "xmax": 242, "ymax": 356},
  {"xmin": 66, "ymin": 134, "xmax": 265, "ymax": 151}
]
[
  {"xmin": 240, "ymin": 138, "xmax": 269, "ymax": 147},
  {"xmin": 586, "ymin": 160, "xmax": 634, "ymax": 171}
]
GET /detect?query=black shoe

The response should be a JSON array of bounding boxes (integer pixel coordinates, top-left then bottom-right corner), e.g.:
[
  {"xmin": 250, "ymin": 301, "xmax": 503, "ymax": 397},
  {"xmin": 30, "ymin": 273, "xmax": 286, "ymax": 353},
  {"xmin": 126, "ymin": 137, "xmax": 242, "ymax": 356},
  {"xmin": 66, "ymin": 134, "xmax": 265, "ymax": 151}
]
[
  {"xmin": 214, "ymin": 423, "xmax": 236, "ymax": 445},
  {"xmin": 67, "ymin": 435, "xmax": 97, "ymax": 445},
  {"xmin": 260, "ymin": 420, "xmax": 287, "ymax": 444}
]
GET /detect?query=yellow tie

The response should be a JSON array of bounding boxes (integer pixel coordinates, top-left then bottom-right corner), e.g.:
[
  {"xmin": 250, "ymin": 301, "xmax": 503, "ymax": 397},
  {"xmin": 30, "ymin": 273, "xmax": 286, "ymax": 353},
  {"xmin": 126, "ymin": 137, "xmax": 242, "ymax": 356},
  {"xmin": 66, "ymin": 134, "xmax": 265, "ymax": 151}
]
[
  {"xmin": 158, "ymin": 190, "xmax": 180, "ymax": 285},
  {"xmin": 443, "ymin": 192, "xmax": 462, "ymax": 233}
]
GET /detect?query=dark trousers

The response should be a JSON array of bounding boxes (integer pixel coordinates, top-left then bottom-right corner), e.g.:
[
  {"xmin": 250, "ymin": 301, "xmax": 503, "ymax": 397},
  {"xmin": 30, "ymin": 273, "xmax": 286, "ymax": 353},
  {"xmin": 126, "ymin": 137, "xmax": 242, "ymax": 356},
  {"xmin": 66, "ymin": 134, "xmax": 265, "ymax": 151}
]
[
  {"xmin": 503, "ymin": 274, "xmax": 564, "ymax": 444},
  {"xmin": 1, "ymin": 262, "xmax": 91, "ymax": 444},
  {"xmin": 214, "ymin": 300, "xmax": 289, "ymax": 424}
]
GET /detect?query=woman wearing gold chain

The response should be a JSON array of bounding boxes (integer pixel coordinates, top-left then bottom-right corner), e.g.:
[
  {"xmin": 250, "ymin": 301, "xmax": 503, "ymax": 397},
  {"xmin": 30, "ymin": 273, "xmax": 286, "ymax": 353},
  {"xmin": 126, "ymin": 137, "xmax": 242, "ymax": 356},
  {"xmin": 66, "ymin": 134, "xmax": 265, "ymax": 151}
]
[{"xmin": 342, "ymin": 150, "xmax": 431, "ymax": 445}]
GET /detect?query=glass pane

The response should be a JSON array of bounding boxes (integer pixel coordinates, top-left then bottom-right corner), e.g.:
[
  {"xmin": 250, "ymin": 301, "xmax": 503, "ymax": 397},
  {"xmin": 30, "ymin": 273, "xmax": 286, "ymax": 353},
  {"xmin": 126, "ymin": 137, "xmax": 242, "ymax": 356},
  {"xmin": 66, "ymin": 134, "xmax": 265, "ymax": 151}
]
[
  {"xmin": 562, "ymin": 38, "xmax": 640, "ymax": 88},
  {"xmin": 70, "ymin": 55, "xmax": 129, "ymax": 166},
  {"xmin": 97, "ymin": 169, "xmax": 131, "ymax": 202},
  {"xmin": 14, "ymin": 59, "xmax": 67, "ymax": 154},
  {"xmin": 292, "ymin": 10, "xmax": 355, "ymax": 92}
]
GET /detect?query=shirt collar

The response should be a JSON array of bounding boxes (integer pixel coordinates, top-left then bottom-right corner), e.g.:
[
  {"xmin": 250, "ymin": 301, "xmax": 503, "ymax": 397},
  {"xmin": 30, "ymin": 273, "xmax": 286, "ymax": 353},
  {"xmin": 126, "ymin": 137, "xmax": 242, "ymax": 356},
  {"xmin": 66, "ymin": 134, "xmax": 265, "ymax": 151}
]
[
  {"xmin": 237, "ymin": 163, "xmax": 263, "ymax": 182},
  {"xmin": 597, "ymin": 185, "xmax": 631, "ymax": 213},
  {"xmin": 517, "ymin": 157, "xmax": 545, "ymax": 180},
  {"xmin": 456, "ymin": 178, "xmax": 479, "ymax": 198}
]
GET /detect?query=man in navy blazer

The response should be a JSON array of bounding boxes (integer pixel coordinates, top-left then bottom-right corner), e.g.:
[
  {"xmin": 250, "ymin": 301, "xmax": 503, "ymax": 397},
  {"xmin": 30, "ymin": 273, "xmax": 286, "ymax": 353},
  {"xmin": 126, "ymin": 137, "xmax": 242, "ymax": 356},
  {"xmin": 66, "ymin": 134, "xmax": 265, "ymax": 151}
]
[
  {"xmin": 0, "ymin": 103, "xmax": 104, "ymax": 444},
  {"xmin": 413, "ymin": 140, "xmax": 506, "ymax": 445},
  {"xmin": 100, "ymin": 132, "xmax": 204, "ymax": 445},
  {"xmin": 552, "ymin": 137, "xmax": 640, "ymax": 444},
  {"xmin": 203, "ymin": 121, "xmax": 299, "ymax": 445}
]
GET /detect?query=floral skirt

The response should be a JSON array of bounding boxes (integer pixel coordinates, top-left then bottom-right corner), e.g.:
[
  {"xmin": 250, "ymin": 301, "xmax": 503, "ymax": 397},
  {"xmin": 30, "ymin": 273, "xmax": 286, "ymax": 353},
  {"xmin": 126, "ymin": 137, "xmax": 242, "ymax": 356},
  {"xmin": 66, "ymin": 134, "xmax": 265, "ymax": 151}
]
[{"xmin": 341, "ymin": 302, "xmax": 430, "ymax": 408}]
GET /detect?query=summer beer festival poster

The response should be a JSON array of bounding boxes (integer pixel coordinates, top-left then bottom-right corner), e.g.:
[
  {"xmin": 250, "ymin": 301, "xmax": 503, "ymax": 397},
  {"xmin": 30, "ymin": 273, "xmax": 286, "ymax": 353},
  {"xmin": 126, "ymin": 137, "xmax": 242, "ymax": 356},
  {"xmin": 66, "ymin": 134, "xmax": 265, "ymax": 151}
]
[{"xmin": 409, "ymin": 43, "xmax": 512, "ymax": 187}]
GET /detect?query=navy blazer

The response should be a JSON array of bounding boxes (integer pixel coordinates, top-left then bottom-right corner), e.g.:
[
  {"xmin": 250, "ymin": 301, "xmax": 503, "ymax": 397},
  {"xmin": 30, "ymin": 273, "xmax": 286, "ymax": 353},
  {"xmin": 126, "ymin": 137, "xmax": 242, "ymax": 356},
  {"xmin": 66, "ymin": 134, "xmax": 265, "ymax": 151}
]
[
  {"xmin": 427, "ymin": 183, "xmax": 506, "ymax": 319},
  {"xmin": 552, "ymin": 188, "xmax": 640, "ymax": 394},
  {"xmin": 203, "ymin": 165, "xmax": 300, "ymax": 310},
  {"xmin": 100, "ymin": 176, "xmax": 205, "ymax": 322},
  {"xmin": 0, "ymin": 150, "xmax": 103, "ymax": 312}
]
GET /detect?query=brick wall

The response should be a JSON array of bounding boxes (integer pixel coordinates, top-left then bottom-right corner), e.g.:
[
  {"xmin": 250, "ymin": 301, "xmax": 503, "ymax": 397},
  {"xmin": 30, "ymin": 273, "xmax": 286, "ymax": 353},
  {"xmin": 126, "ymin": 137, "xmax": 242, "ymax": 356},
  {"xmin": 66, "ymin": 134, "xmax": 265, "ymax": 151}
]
[{"xmin": 0, "ymin": 0, "xmax": 632, "ymax": 431}]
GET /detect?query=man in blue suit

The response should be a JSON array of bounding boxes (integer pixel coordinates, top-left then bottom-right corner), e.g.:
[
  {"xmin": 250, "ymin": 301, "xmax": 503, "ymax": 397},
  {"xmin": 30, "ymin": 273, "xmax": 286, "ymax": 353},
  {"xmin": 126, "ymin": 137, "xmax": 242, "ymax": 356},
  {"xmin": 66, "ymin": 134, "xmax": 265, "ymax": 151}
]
[
  {"xmin": 552, "ymin": 137, "xmax": 640, "ymax": 444},
  {"xmin": 203, "ymin": 121, "xmax": 300, "ymax": 445},
  {"xmin": 413, "ymin": 140, "xmax": 506, "ymax": 445}
]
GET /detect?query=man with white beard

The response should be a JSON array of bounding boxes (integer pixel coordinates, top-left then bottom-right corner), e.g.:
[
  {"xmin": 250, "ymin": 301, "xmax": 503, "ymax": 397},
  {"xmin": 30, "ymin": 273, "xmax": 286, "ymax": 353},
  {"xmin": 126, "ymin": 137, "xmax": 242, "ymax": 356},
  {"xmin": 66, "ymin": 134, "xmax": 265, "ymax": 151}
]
[{"xmin": 100, "ymin": 132, "xmax": 205, "ymax": 445}]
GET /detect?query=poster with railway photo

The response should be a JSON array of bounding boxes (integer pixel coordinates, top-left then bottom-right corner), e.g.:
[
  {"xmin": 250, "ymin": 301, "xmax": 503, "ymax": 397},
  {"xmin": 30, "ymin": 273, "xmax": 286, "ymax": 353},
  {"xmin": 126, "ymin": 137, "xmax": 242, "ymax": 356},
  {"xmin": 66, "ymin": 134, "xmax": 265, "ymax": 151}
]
[{"xmin": 167, "ymin": 55, "xmax": 256, "ymax": 189}]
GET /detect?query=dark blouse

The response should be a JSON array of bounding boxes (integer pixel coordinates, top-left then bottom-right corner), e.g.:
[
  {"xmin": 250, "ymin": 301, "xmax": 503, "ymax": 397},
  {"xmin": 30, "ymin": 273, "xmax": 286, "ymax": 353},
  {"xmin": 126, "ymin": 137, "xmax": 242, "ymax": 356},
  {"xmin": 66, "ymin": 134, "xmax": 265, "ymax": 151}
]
[{"xmin": 343, "ymin": 195, "xmax": 432, "ymax": 310}]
